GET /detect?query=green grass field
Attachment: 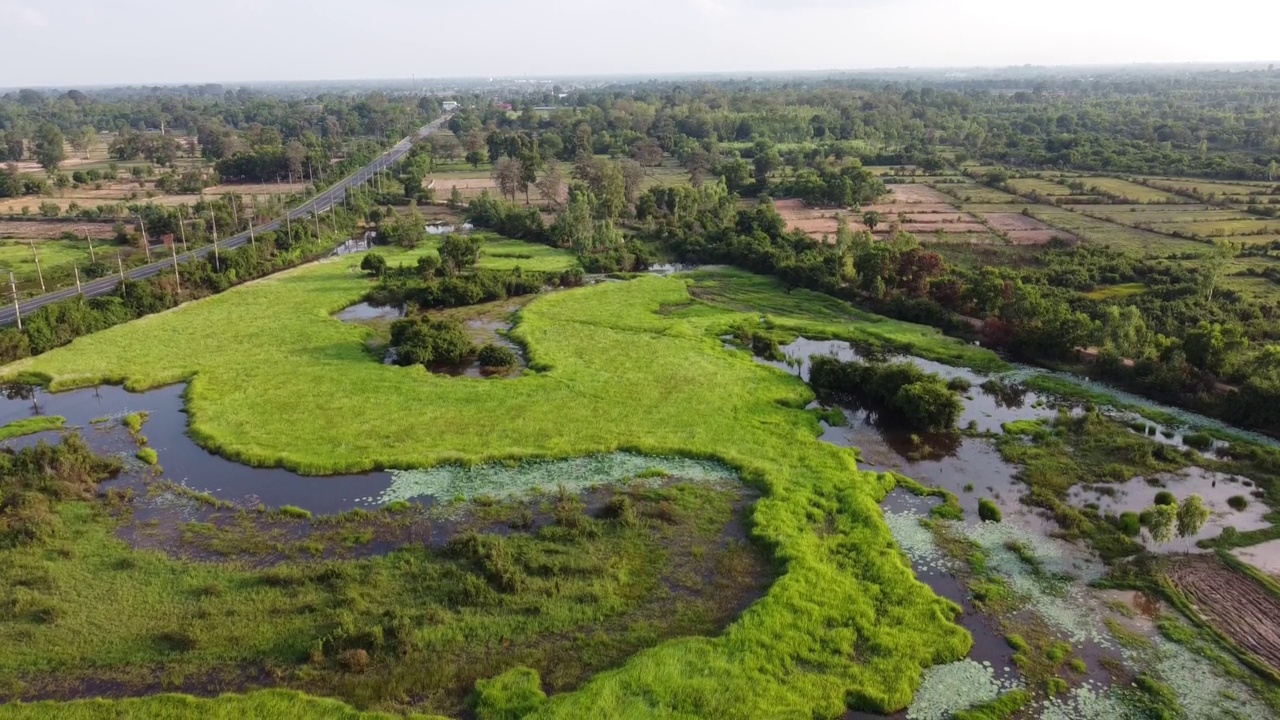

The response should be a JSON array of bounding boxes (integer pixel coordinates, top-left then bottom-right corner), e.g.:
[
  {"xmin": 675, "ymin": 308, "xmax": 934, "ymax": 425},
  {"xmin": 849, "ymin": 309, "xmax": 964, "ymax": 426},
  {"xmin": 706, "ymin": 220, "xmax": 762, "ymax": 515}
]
[
  {"xmin": 1137, "ymin": 177, "xmax": 1280, "ymax": 198},
  {"xmin": 0, "ymin": 241, "xmax": 94, "ymax": 285},
  {"xmin": 931, "ymin": 182, "xmax": 1025, "ymax": 204},
  {"xmin": 393, "ymin": 233, "xmax": 578, "ymax": 273},
  {"xmin": 0, "ymin": 254, "xmax": 979, "ymax": 717}
]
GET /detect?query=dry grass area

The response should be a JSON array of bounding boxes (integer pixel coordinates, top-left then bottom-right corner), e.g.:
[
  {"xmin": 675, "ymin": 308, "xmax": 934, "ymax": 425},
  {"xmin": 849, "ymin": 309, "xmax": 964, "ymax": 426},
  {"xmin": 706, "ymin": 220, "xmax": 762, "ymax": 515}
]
[
  {"xmin": 0, "ymin": 181, "xmax": 304, "ymax": 216},
  {"xmin": 0, "ymin": 220, "xmax": 116, "ymax": 240}
]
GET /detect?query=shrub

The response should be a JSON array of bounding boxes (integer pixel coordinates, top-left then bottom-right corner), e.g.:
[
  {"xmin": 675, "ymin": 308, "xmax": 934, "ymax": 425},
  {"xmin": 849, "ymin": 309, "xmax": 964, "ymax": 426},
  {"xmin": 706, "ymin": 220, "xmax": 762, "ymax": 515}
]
[
  {"xmin": 135, "ymin": 448, "xmax": 158, "ymax": 465},
  {"xmin": 478, "ymin": 343, "xmax": 518, "ymax": 369},
  {"xmin": 390, "ymin": 317, "xmax": 476, "ymax": 367},
  {"xmin": 1154, "ymin": 491, "xmax": 1176, "ymax": 506},
  {"xmin": 978, "ymin": 498, "xmax": 1002, "ymax": 523},
  {"xmin": 1118, "ymin": 511, "xmax": 1142, "ymax": 537},
  {"xmin": 1227, "ymin": 495, "xmax": 1248, "ymax": 511},
  {"xmin": 360, "ymin": 253, "xmax": 387, "ymax": 276}
]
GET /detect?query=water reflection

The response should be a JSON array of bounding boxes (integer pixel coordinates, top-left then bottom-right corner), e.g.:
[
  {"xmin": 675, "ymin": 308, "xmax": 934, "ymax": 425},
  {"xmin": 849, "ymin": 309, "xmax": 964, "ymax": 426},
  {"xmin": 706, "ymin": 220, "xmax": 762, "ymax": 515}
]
[{"xmin": 0, "ymin": 383, "xmax": 394, "ymax": 515}]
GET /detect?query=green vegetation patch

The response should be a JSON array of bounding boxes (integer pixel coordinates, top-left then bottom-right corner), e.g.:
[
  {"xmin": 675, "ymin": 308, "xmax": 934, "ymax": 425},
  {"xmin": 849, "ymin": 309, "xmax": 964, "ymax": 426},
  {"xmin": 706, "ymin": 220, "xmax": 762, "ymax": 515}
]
[
  {"xmin": 0, "ymin": 250, "xmax": 972, "ymax": 715},
  {"xmin": 0, "ymin": 437, "xmax": 774, "ymax": 718},
  {"xmin": 683, "ymin": 267, "xmax": 1006, "ymax": 371},
  {"xmin": 0, "ymin": 415, "xmax": 65, "ymax": 441}
]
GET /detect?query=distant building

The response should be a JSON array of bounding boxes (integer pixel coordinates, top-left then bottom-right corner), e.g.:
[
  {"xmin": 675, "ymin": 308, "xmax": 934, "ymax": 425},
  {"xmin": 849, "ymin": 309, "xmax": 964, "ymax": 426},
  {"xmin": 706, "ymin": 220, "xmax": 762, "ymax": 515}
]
[{"xmin": 441, "ymin": 100, "xmax": 459, "ymax": 111}]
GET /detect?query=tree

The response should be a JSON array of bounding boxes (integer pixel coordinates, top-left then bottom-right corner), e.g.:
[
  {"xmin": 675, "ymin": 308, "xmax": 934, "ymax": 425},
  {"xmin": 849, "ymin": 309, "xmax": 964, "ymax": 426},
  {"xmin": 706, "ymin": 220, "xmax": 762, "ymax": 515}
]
[
  {"xmin": 465, "ymin": 150, "xmax": 485, "ymax": 169},
  {"xmin": 863, "ymin": 211, "xmax": 882, "ymax": 232},
  {"xmin": 439, "ymin": 233, "xmax": 482, "ymax": 274},
  {"xmin": 70, "ymin": 126, "xmax": 95, "ymax": 158},
  {"xmin": 632, "ymin": 138, "xmax": 663, "ymax": 167},
  {"xmin": 1145, "ymin": 503, "xmax": 1178, "ymax": 547},
  {"xmin": 33, "ymin": 123, "xmax": 66, "ymax": 172},
  {"xmin": 1269, "ymin": 160, "xmax": 1279, "ymax": 182},
  {"xmin": 492, "ymin": 157, "xmax": 520, "ymax": 202},
  {"xmin": 360, "ymin": 253, "xmax": 387, "ymax": 276},
  {"xmin": 1176, "ymin": 494, "xmax": 1209, "ymax": 550},
  {"xmin": 619, "ymin": 158, "xmax": 645, "ymax": 206},
  {"xmin": 534, "ymin": 162, "xmax": 565, "ymax": 208},
  {"xmin": 516, "ymin": 151, "xmax": 541, "ymax": 205}
]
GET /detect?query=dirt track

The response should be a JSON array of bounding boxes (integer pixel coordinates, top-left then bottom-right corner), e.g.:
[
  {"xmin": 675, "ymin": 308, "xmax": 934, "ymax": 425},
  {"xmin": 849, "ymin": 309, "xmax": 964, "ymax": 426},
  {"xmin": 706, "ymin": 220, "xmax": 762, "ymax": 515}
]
[{"xmin": 1168, "ymin": 556, "xmax": 1280, "ymax": 672}]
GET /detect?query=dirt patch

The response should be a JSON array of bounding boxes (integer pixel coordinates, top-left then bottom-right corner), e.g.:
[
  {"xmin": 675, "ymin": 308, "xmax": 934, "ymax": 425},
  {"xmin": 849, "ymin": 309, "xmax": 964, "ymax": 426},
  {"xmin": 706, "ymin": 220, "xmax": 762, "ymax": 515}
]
[
  {"xmin": 1167, "ymin": 555, "xmax": 1280, "ymax": 672},
  {"xmin": 884, "ymin": 184, "xmax": 959, "ymax": 204},
  {"xmin": 983, "ymin": 212, "xmax": 1056, "ymax": 232},
  {"xmin": 0, "ymin": 220, "xmax": 117, "ymax": 240}
]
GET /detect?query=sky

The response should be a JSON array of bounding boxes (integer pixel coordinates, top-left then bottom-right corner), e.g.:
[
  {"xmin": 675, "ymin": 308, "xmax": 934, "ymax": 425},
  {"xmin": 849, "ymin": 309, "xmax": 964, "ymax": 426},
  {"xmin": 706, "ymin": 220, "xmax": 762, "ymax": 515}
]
[{"xmin": 2, "ymin": 0, "xmax": 1279, "ymax": 87}]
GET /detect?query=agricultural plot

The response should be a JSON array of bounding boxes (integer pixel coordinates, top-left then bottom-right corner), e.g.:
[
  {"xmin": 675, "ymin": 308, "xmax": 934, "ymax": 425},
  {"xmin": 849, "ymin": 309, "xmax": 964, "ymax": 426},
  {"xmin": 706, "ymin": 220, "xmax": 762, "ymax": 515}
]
[
  {"xmin": 1158, "ymin": 218, "xmax": 1280, "ymax": 239},
  {"xmin": 1027, "ymin": 207, "xmax": 1212, "ymax": 257},
  {"xmin": 0, "ymin": 220, "xmax": 117, "ymax": 241},
  {"xmin": 1075, "ymin": 177, "xmax": 1188, "ymax": 204},
  {"xmin": 1005, "ymin": 178, "xmax": 1073, "ymax": 197},
  {"xmin": 1137, "ymin": 177, "xmax": 1280, "ymax": 199},
  {"xmin": 929, "ymin": 181, "xmax": 1025, "ymax": 204},
  {"xmin": 1078, "ymin": 206, "xmax": 1250, "ymax": 224},
  {"xmin": 979, "ymin": 211, "xmax": 1077, "ymax": 244},
  {"xmin": 0, "ymin": 180, "xmax": 305, "ymax": 216}
]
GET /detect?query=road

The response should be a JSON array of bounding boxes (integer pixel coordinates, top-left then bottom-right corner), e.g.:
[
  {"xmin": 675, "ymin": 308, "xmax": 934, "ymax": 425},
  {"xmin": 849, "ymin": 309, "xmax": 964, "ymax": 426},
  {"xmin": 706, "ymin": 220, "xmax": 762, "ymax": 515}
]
[{"xmin": 0, "ymin": 115, "xmax": 452, "ymax": 327}]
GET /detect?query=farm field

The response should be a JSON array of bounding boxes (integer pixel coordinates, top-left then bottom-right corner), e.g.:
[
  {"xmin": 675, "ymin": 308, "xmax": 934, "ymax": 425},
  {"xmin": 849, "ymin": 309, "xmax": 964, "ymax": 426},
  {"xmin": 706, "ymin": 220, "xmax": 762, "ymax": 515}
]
[
  {"xmin": 1024, "ymin": 206, "xmax": 1213, "ymax": 257},
  {"xmin": 1137, "ymin": 177, "xmax": 1280, "ymax": 198},
  {"xmin": 929, "ymin": 180, "xmax": 1025, "ymax": 204},
  {"xmin": 1005, "ymin": 177, "xmax": 1073, "ymax": 196},
  {"xmin": 1075, "ymin": 177, "xmax": 1189, "ymax": 204}
]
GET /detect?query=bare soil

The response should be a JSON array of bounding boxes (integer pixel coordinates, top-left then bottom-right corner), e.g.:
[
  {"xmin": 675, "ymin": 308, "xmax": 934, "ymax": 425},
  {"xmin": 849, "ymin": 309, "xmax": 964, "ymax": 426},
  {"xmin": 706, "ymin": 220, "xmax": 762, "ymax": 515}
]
[
  {"xmin": 0, "ymin": 220, "xmax": 117, "ymax": 240},
  {"xmin": 1167, "ymin": 555, "xmax": 1280, "ymax": 672}
]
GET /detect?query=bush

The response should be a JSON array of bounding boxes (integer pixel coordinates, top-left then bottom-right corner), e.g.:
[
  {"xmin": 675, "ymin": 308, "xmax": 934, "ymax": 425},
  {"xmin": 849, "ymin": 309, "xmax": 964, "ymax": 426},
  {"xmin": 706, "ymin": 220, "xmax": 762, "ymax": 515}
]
[
  {"xmin": 1227, "ymin": 495, "xmax": 1248, "ymax": 511},
  {"xmin": 360, "ymin": 253, "xmax": 387, "ymax": 276},
  {"xmin": 978, "ymin": 498, "xmax": 1002, "ymax": 523},
  {"xmin": 1118, "ymin": 511, "xmax": 1142, "ymax": 536},
  {"xmin": 1154, "ymin": 491, "xmax": 1176, "ymax": 506},
  {"xmin": 337, "ymin": 648, "xmax": 370, "ymax": 672},
  {"xmin": 135, "ymin": 448, "xmax": 158, "ymax": 465},
  {"xmin": 478, "ymin": 343, "xmax": 518, "ymax": 369},
  {"xmin": 390, "ymin": 317, "xmax": 476, "ymax": 367}
]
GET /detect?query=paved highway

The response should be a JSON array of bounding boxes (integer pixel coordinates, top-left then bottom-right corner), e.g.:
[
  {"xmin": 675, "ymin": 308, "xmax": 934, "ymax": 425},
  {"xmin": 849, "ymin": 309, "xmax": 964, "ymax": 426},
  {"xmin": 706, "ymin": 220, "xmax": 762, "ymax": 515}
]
[{"xmin": 0, "ymin": 115, "xmax": 452, "ymax": 327}]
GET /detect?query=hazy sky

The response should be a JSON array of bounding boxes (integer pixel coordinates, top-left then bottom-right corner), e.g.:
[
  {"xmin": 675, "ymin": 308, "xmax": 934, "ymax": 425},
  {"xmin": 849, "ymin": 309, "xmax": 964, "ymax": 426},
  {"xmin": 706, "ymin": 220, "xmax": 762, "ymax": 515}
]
[{"xmin": 3, "ymin": 0, "xmax": 1279, "ymax": 87}]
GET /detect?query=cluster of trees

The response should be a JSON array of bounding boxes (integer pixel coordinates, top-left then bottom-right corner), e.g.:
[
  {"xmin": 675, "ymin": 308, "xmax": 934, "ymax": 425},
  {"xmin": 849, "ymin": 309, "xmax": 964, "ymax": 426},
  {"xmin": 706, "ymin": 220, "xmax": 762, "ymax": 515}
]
[
  {"xmin": 808, "ymin": 355, "xmax": 964, "ymax": 432},
  {"xmin": 0, "ymin": 434, "xmax": 121, "ymax": 548}
]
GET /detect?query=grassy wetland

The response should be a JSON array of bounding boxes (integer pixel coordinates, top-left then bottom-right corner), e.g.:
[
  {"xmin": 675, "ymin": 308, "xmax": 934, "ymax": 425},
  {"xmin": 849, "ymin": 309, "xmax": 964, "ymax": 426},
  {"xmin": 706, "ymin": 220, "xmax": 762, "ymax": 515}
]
[{"xmin": 0, "ymin": 248, "xmax": 1000, "ymax": 717}]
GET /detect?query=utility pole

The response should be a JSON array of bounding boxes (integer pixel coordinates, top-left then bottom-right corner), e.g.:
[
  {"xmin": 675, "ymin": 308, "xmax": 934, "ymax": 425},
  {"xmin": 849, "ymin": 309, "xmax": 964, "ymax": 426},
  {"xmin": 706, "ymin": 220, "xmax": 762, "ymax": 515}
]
[
  {"xmin": 285, "ymin": 210, "xmax": 292, "ymax": 243},
  {"xmin": 74, "ymin": 265, "xmax": 82, "ymax": 297},
  {"xmin": 314, "ymin": 210, "xmax": 321, "ymax": 239},
  {"xmin": 138, "ymin": 215, "xmax": 152, "ymax": 263},
  {"xmin": 248, "ymin": 211, "xmax": 256, "ymax": 249},
  {"xmin": 211, "ymin": 213, "xmax": 220, "ymax": 271},
  {"xmin": 170, "ymin": 239, "xmax": 182, "ymax": 294},
  {"xmin": 7, "ymin": 272, "xmax": 20, "ymax": 331},
  {"xmin": 117, "ymin": 252, "xmax": 125, "ymax": 281},
  {"xmin": 83, "ymin": 227, "xmax": 96, "ymax": 263},
  {"xmin": 178, "ymin": 206, "xmax": 189, "ymax": 253},
  {"xmin": 28, "ymin": 240, "xmax": 44, "ymax": 292},
  {"xmin": 230, "ymin": 195, "xmax": 239, "ymax": 231}
]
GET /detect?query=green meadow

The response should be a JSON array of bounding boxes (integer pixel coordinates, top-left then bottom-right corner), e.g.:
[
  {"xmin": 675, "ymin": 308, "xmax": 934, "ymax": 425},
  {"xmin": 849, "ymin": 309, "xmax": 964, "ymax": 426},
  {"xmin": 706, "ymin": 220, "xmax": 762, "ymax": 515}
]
[{"xmin": 0, "ymin": 247, "xmax": 998, "ymax": 717}]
